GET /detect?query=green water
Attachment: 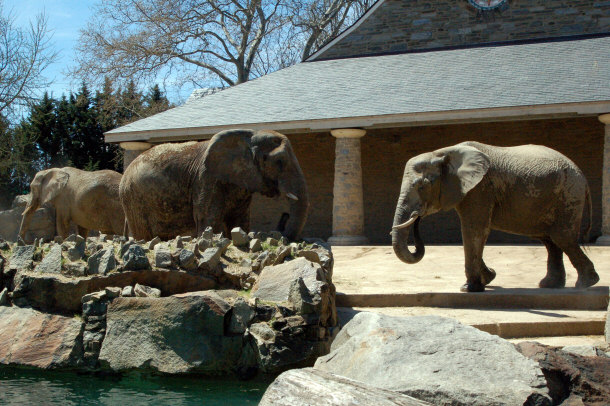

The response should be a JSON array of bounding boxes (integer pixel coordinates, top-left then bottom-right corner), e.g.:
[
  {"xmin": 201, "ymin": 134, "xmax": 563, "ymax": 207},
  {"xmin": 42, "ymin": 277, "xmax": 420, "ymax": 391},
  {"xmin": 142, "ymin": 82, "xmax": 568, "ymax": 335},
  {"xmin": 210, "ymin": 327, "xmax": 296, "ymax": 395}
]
[{"xmin": 0, "ymin": 367, "xmax": 270, "ymax": 405}]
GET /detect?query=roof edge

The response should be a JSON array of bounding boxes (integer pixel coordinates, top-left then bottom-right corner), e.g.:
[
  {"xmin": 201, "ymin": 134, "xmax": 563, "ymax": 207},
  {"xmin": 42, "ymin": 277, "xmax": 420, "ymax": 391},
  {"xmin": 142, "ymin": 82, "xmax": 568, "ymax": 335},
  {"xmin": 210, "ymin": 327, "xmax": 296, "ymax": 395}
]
[{"xmin": 105, "ymin": 101, "xmax": 610, "ymax": 144}]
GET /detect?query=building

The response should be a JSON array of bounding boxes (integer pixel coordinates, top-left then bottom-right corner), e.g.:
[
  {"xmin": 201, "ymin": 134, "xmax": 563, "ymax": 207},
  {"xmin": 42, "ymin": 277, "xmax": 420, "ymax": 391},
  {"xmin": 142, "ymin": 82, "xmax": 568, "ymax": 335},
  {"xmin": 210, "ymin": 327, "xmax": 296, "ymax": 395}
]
[{"xmin": 106, "ymin": 0, "xmax": 610, "ymax": 245}]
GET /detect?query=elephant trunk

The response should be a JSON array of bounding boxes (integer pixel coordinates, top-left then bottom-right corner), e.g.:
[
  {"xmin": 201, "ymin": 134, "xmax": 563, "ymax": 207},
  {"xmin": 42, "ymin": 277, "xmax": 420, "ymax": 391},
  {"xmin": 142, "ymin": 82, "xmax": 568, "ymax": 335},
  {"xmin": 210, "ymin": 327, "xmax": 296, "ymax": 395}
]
[
  {"xmin": 392, "ymin": 209, "xmax": 425, "ymax": 264},
  {"xmin": 18, "ymin": 198, "xmax": 40, "ymax": 241},
  {"xmin": 279, "ymin": 173, "xmax": 309, "ymax": 241}
]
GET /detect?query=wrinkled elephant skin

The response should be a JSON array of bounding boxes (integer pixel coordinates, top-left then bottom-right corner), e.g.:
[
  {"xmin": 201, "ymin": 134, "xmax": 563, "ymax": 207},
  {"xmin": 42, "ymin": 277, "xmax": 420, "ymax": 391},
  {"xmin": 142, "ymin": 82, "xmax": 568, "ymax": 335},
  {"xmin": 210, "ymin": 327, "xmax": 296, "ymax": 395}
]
[
  {"xmin": 392, "ymin": 141, "xmax": 599, "ymax": 292},
  {"xmin": 120, "ymin": 129, "xmax": 309, "ymax": 241}
]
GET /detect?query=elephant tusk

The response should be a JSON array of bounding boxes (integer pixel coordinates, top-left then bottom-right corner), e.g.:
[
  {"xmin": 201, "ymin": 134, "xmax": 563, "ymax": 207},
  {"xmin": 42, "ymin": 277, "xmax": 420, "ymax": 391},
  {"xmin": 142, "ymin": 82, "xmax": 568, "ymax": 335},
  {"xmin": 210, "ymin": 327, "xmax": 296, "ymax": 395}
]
[
  {"xmin": 391, "ymin": 212, "xmax": 419, "ymax": 232},
  {"xmin": 286, "ymin": 193, "xmax": 299, "ymax": 201}
]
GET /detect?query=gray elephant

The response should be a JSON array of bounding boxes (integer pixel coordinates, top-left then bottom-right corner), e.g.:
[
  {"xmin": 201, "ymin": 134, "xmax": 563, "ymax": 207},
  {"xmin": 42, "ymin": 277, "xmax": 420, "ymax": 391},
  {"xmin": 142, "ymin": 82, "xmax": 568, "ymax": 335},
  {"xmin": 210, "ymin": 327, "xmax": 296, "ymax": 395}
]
[
  {"xmin": 391, "ymin": 141, "xmax": 599, "ymax": 292},
  {"xmin": 19, "ymin": 167, "xmax": 124, "ymax": 240},
  {"xmin": 120, "ymin": 129, "xmax": 309, "ymax": 241}
]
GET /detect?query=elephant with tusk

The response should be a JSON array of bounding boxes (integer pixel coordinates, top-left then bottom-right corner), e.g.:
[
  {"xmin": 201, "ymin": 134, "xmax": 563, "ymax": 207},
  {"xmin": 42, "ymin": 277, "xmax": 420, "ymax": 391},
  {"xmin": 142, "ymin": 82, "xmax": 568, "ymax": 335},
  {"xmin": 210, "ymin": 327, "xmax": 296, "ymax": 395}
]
[
  {"xmin": 391, "ymin": 141, "xmax": 599, "ymax": 292},
  {"xmin": 120, "ymin": 129, "xmax": 309, "ymax": 241}
]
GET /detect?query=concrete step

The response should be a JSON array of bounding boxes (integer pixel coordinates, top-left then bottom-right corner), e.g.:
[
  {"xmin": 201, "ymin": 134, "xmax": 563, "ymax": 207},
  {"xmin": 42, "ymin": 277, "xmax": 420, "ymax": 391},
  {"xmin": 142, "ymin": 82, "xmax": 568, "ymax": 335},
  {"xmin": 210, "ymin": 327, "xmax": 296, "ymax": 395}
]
[
  {"xmin": 337, "ymin": 307, "xmax": 607, "ymax": 339},
  {"xmin": 336, "ymin": 286, "xmax": 609, "ymax": 310}
]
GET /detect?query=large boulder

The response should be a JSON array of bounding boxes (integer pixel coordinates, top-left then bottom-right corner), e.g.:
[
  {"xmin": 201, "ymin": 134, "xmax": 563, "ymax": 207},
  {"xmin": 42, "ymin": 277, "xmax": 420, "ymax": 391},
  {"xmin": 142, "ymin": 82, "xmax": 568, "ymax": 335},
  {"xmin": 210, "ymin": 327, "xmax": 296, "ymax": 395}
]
[
  {"xmin": 0, "ymin": 195, "xmax": 55, "ymax": 242},
  {"xmin": 0, "ymin": 306, "xmax": 84, "ymax": 368},
  {"xmin": 259, "ymin": 368, "xmax": 431, "ymax": 406},
  {"xmin": 98, "ymin": 292, "xmax": 246, "ymax": 374},
  {"xmin": 516, "ymin": 341, "xmax": 610, "ymax": 405},
  {"xmin": 314, "ymin": 312, "xmax": 551, "ymax": 406}
]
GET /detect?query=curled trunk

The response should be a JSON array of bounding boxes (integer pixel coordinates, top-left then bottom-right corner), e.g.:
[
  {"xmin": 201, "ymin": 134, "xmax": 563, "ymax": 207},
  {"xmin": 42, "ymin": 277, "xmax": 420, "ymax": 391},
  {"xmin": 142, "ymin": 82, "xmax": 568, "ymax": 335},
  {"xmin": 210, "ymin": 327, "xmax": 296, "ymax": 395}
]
[{"xmin": 392, "ymin": 217, "xmax": 425, "ymax": 264}]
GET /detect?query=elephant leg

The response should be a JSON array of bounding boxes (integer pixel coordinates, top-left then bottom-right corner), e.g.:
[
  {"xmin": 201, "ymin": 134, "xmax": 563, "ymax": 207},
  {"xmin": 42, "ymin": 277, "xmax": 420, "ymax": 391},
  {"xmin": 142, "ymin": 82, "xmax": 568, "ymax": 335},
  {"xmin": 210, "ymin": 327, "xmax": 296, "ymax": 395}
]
[
  {"xmin": 77, "ymin": 226, "xmax": 88, "ymax": 238},
  {"xmin": 56, "ymin": 213, "xmax": 71, "ymax": 239},
  {"xmin": 551, "ymin": 235, "xmax": 599, "ymax": 289},
  {"xmin": 538, "ymin": 238, "xmax": 566, "ymax": 288},
  {"xmin": 460, "ymin": 223, "xmax": 492, "ymax": 293}
]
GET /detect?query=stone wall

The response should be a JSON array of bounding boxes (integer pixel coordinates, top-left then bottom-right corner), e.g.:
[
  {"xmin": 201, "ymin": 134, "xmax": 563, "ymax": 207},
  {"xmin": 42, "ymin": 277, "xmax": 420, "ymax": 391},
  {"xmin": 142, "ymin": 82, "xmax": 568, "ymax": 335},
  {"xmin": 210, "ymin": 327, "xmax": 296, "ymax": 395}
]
[
  {"xmin": 315, "ymin": 0, "xmax": 610, "ymax": 60},
  {"xmin": 251, "ymin": 116, "xmax": 604, "ymax": 244}
]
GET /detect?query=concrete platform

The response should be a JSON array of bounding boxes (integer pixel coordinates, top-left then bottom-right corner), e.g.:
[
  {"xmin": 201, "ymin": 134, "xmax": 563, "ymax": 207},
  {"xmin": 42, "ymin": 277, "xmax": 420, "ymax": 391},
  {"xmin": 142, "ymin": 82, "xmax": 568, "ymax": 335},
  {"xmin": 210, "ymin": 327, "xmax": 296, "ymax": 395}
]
[{"xmin": 332, "ymin": 245, "xmax": 610, "ymax": 341}]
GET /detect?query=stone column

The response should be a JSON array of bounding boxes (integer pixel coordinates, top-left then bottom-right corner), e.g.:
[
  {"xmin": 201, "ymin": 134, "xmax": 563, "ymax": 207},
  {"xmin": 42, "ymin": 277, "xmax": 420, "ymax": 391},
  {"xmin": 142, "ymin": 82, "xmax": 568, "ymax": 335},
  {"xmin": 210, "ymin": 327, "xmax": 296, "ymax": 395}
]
[
  {"xmin": 327, "ymin": 129, "xmax": 369, "ymax": 246},
  {"xmin": 597, "ymin": 114, "xmax": 610, "ymax": 245},
  {"xmin": 120, "ymin": 141, "xmax": 152, "ymax": 172}
]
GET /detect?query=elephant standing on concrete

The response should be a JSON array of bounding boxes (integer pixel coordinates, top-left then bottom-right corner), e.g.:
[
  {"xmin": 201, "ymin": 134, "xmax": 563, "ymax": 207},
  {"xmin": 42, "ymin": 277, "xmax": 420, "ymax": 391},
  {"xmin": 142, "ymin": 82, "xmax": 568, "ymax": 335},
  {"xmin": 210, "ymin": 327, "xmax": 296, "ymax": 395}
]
[
  {"xmin": 19, "ymin": 168, "xmax": 125, "ymax": 240},
  {"xmin": 391, "ymin": 141, "xmax": 599, "ymax": 292},
  {"xmin": 120, "ymin": 129, "xmax": 309, "ymax": 241}
]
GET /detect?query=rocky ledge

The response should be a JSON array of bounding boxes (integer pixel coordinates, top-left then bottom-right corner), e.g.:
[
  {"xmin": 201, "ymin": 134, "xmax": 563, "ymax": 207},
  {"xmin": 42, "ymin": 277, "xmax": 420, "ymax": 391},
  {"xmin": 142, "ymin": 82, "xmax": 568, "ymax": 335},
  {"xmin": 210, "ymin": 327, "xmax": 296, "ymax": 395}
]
[{"xmin": 0, "ymin": 228, "xmax": 337, "ymax": 377}]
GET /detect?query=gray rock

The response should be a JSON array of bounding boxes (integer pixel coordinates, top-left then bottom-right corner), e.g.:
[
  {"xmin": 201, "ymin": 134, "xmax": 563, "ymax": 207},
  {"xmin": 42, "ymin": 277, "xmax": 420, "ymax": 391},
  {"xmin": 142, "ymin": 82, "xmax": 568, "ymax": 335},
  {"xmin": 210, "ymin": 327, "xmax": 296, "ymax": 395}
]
[
  {"xmin": 201, "ymin": 226, "xmax": 213, "ymax": 240},
  {"xmin": 66, "ymin": 239, "xmax": 86, "ymax": 261},
  {"xmin": 35, "ymin": 244, "xmax": 62, "ymax": 274},
  {"xmin": 175, "ymin": 235, "xmax": 184, "ymax": 249},
  {"xmin": 121, "ymin": 286, "xmax": 134, "ymax": 297},
  {"xmin": 268, "ymin": 231, "xmax": 283, "ymax": 240},
  {"xmin": 105, "ymin": 287, "xmax": 122, "ymax": 300},
  {"xmin": 122, "ymin": 245, "xmax": 150, "ymax": 270},
  {"xmin": 215, "ymin": 237, "xmax": 231, "ymax": 253},
  {"xmin": 228, "ymin": 297, "xmax": 255, "ymax": 334},
  {"xmin": 63, "ymin": 262, "xmax": 86, "ymax": 277},
  {"xmin": 134, "ymin": 283, "xmax": 161, "ymax": 298},
  {"xmin": 289, "ymin": 277, "xmax": 324, "ymax": 315},
  {"xmin": 249, "ymin": 238, "xmax": 262, "ymax": 252},
  {"xmin": 82, "ymin": 290, "xmax": 107, "ymax": 303},
  {"xmin": 9, "ymin": 245, "xmax": 35, "ymax": 271},
  {"xmin": 259, "ymin": 368, "xmax": 431, "ymax": 406},
  {"xmin": 561, "ymin": 345, "xmax": 607, "ymax": 358},
  {"xmin": 119, "ymin": 239, "xmax": 135, "ymax": 257},
  {"xmin": 99, "ymin": 292, "xmax": 244, "ymax": 374},
  {"xmin": 198, "ymin": 247, "xmax": 222, "ymax": 270},
  {"xmin": 274, "ymin": 246, "xmax": 292, "ymax": 264},
  {"xmin": 148, "ymin": 236, "xmax": 161, "ymax": 250},
  {"xmin": 87, "ymin": 246, "xmax": 116, "ymax": 275},
  {"xmin": 253, "ymin": 257, "xmax": 326, "ymax": 302},
  {"xmin": 267, "ymin": 238, "xmax": 279, "ymax": 246},
  {"xmin": 0, "ymin": 287, "xmax": 8, "ymax": 305},
  {"xmin": 231, "ymin": 227, "xmax": 250, "ymax": 247},
  {"xmin": 297, "ymin": 249, "xmax": 320, "ymax": 264},
  {"xmin": 314, "ymin": 312, "xmax": 551, "ymax": 406},
  {"xmin": 154, "ymin": 243, "xmax": 172, "ymax": 268},
  {"xmin": 179, "ymin": 249, "xmax": 197, "ymax": 270},
  {"xmin": 197, "ymin": 237, "xmax": 211, "ymax": 251}
]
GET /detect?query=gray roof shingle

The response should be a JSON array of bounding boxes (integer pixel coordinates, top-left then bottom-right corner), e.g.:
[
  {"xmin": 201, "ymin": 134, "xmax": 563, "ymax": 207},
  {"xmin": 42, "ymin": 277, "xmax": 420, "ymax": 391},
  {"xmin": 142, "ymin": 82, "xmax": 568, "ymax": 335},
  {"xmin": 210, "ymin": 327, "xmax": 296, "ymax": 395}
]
[{"xmin": 107, "ymin": 36, "xmax": 610, "ymax": 138}]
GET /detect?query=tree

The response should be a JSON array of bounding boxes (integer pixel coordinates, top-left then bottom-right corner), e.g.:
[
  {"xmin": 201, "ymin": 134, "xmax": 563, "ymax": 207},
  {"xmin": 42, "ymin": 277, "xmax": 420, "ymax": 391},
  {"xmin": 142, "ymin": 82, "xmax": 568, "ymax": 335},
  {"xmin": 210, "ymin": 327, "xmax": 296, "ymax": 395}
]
[
  {"xmin": 73, "ymin": 0, "xmax": 371, "ymax": 91},
  {"xmin": 0, "ymin": 2, "xmax": 56, "ymax": 120}
]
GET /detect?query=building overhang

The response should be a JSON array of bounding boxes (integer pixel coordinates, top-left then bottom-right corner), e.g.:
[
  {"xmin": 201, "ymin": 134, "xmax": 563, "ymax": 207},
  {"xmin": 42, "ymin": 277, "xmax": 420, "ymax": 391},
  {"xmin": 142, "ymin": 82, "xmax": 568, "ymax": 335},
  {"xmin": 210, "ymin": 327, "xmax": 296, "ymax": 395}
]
[{"xmin": 105, "ymin": 101, "xmax": 610, "ymax": 144}]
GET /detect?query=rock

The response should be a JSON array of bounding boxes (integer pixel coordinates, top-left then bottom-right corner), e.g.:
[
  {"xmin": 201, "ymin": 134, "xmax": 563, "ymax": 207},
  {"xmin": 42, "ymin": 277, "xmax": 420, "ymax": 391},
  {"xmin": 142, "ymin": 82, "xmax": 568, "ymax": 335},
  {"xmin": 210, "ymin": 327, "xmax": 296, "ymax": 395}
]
[
  {"xmin": 154, "ymin": 243, "xmax": 172, "ymax": 268},
  {"xmin": 289, "ymin": 277, "xmax": 324, "ymax": 315},
  {"xmin": 0, "ymin": 287, "xmax": 7, "ymax": 305},
  {"xmin": 105, "ymin": 287, "xmax": 122, "ymax": 299},
  {"xmin": 98, "ymin": 293, "xmax": 244, "ymax": 374},
  {"xmin": 198, "ymin": 247, "xmax": 222, "ymax": 271},
  {"xmin": 259, "ymin": 368, "xmax": 431, "ymax": 406},
  {"xmin": 315, "ymin": 313, "xmax": 551, "ymax": 406},
  {"xmin": 11, "ymin": 268, "xmax": 216, "ymax": 313},
  {"xmin": 82, "ymin": 300, "xmax": 108, "ymax": 317},
  {"xmin": 231, "ymin": 227, "xmax": 250, "ymax": 247},
  {"xmin": 297, "ymin": 249, "xmax": 320, "ymax": 263},
  {"xmin": 269, "ymin": 231, "xmax": 283, "ymax": 240},
  {"xmin": 178, "ymin": 249, "xmax": 197, "ymax": 270},
  {"xmin": 8, "ymin": 245, "xmax": 35, "ymax": 272},
  {"xmin": 202, "ymin": 226, "xmax": 214, "ymax": 240},
  {"xmin": 134, "ymin": 283, "xmax": 161, "ymax": 298},
  {"xmin": 148, "ymin": 236, "xmax": 161, "ymax": 250},
  {"xmin": 561, "ymin": 345, "xmax": 607, "ymax": 358},
  {"xmin": 197, "ymin": 237, "xmax": 211, "ymax": 251},
  {"xmin": 215, "ymin": 237, "xmax": 231, "ymax": 253},
  {"xmin": 606, "ymin": 300, "xmax": 609, "ymax": 344},
  {"xmin": 0, "ymin": 306, "xmax": 83, "ymax": 368},
  {"xmin": 0, "ymin": 198, "xmax": 54, "ymax": 243},
  {"xmin": 63, "ymin": 262, "xmax": 87, "ymax": 277},
  {"xmin": 273, "ymin": 246, "xmax": 292, "ymax": 264},
  {"xmin": 249, "ymin": 238, "xmax": 262, "ymax": 252},
  {"xmin": 66, "ymin": 238, "xmax": 86, "ymax": 261},
  {"xmin": 87, "ymin": 246, "xmax": 117, "ymax": 275},
  {"xmin": 228, "ymin": 297, "xmax": 255, "ymax": 334},
  {"xmin": 253, "ymin": 257, "xmax": 326, "ymax": 302},
  {"xmin": 267, "ymin": 238, "xmax": 278, "ymax": 246},
  {"xmin": 35, "ymin": 244, "xmax": 63, "ymax": 274},
  {"xmin": 121, "ymin": 286, "xmax": 134, "ymax": 297},
  {"xmin": 175, "ymin": 235, "xmax": 184, "ymax": 248},
  {"xmin": 122, "ymin": 245, "xmax": 150, "ymax": 270},
  {"xmin": 82, "ymin": 290, "xmax": 107, "ymax": 303},
  {"xmin": 516, "ymin": 341, "xmax": 610, "ymax": 405}
]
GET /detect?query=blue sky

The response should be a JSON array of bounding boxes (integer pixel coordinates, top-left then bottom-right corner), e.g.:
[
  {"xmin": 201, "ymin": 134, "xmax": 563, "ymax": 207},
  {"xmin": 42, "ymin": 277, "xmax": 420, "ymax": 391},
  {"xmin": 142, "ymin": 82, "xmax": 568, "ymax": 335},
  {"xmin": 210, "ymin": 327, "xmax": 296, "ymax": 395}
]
[{"xmin": 6, "ymin": 0, "xmax": 94, "ymax": 99}]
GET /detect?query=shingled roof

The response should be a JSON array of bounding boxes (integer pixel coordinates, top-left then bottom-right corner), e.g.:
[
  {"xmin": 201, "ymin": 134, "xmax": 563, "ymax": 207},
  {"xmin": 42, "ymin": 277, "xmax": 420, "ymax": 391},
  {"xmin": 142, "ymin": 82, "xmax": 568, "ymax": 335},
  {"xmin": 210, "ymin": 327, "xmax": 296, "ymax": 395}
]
[{"xmin": 106, "ymin": 36, "xmax": 610, "ymax": 143}]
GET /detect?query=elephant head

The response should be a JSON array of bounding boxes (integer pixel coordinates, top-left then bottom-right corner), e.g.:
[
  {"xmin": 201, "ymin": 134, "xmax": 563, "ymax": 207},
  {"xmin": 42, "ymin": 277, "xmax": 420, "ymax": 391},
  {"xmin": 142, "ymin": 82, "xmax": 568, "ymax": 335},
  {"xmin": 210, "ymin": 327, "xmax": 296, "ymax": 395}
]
[
  {"xmin": 19, "ymin": 168, "xmax": 69, "ymax": 239},
  {"xmin": 392, "ymin": 144, "xmax": 490, "ymax": 264},
  {"xmin": 198, "ymin": 129, "xmax": 309, "ymax": 240}
]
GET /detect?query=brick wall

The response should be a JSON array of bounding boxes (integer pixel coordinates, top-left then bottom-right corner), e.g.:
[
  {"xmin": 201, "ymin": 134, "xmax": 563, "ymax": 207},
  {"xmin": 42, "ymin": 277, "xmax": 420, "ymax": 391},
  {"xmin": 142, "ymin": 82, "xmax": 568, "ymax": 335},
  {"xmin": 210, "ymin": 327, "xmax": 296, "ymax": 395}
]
[
  {"xmin": 316, "ymin": 0, "xmax": 610, "ymax": 60},
  {"xmin": 251, "ymin": 117, "xmax": 604, "ymax": 244}
]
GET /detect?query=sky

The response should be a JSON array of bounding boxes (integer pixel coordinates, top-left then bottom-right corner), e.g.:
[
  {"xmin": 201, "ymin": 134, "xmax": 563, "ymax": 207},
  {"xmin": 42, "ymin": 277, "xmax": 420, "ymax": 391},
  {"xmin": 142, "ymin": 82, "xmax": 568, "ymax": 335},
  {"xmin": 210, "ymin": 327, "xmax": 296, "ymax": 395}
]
[
  {"xmin": 5, "ymin": 0, "xmax": 94, "ymax": 99},
  {"xmin": 4, "ymin": 0, "xmax": 193, "ymax": 104}
]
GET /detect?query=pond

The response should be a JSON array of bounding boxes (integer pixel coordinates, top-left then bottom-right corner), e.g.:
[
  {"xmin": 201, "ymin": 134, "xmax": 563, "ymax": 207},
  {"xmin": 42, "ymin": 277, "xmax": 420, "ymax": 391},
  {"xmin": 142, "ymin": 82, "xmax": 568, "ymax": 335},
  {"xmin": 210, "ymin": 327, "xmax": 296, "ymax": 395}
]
[{"xmin": 0, "ymin": 367, "xmax": 270, "ymax": 405}]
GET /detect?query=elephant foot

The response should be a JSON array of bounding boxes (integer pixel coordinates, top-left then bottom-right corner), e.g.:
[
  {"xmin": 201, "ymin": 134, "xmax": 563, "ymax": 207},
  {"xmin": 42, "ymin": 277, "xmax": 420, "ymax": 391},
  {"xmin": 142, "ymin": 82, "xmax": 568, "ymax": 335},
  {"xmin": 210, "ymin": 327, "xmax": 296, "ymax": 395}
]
[
  {"xmin": 460, "ymin": 282, "xmax": 485, "ymax": 293},
  {"xmin": 538, "ymin": 275, "xmax": 566, "ymax": 289},
  {"xmin": 481, "ymin": 267, "xmax": 496, "ymax": 286},
  {"xmin": 575, "ymin": 271, "xmax": 600, "ymax": 289}
]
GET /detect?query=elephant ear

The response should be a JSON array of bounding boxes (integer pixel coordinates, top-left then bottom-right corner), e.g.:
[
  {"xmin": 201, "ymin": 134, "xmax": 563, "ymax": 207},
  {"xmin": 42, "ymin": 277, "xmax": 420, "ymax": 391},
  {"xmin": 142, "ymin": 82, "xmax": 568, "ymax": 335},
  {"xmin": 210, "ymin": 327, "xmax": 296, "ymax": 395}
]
[
  {"xmin": 439, "ymin": 145, "xmax": 490, "ymax": 209},
  {"xmin": 40, "ymin": 169, "xmax": 70, "ymax": 205},
  {"xmin": 202, "ymin": 129, "xmax": 264, "ymax": 191}
]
